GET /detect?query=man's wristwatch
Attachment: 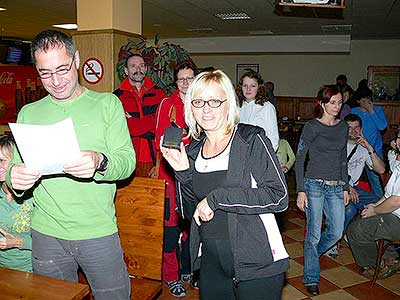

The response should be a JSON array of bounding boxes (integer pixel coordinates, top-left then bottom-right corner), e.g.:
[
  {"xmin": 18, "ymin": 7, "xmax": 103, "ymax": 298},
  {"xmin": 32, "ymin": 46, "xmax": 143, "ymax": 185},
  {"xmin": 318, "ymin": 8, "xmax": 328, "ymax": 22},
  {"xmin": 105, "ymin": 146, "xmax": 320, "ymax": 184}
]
[{"xmin": 97, "ymin": 153, "xmax": 109, "ymax": 172}]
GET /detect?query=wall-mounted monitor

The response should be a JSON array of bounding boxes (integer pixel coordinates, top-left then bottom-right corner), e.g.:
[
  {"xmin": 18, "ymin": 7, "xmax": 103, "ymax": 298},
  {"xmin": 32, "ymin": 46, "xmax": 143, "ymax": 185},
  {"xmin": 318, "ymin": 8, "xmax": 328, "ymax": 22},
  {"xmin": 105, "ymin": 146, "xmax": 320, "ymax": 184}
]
[{"xmin": 5, "ymin": 46, "xmax": 23, "ymax": 63}]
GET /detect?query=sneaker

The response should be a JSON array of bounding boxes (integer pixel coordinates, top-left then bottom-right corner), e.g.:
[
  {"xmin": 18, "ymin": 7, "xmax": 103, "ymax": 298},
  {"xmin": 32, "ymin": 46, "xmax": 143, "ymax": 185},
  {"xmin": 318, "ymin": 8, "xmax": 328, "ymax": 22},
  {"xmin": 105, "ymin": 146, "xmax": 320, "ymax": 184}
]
[
  {"xmin": 380, "ymin": 260, "xmax": 400, "ymax": 279},
  {"xmin": 181, "ymin": 274, "xmax": 199, "ymax": 290},
  {"xmin": 167, "ymin": 280, "xmax": 186, "ymax": 298},
  {"xmin": 325, "ymin": 244, "xmax": 339, "ymax": 258},
  {"xmin": 181, "ymin": 274, "xmax": 191, "ymax": 283}
]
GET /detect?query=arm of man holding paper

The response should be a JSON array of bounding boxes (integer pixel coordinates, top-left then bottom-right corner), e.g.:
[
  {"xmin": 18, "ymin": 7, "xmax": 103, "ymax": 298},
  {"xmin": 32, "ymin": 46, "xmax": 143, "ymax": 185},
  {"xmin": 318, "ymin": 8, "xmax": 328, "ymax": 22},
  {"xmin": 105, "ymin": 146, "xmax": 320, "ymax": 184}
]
[{"xmin": 7, "ymin": 93, "xmax": 135, "ymax": 191}]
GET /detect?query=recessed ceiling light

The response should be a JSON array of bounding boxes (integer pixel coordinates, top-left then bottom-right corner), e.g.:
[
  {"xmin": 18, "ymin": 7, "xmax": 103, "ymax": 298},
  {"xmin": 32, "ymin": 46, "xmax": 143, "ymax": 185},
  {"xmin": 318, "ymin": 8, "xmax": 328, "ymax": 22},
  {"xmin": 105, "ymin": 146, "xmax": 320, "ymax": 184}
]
[
  {"xmin": 321, "ymin": 24, "xmax": 352, "ymax": 33},
  {"xmin": 0, "ymin": 8, "xmax": 6, "ymax": 11},
  {"xmin": 215, "ymin": 12, "xmax": 251, "ymax": 20},
  {"xmin": 249, "ymin": 30, "xmax": 273, "ymax": 35},
  {"xmin": 52, "ymin": 24, "xmax": 78, "ymax": 30},
  {"xmin": 186, "ymin": 28, "xmax": 214, "ymax": 32}
]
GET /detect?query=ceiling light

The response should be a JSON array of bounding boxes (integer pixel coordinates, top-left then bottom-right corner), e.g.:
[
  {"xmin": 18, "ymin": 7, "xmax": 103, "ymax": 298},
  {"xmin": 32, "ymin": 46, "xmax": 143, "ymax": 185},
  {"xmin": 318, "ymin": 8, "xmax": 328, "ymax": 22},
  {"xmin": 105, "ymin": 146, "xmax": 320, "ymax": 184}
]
[
  {"xmin": 215, "ymin": 12, "xmax": 251, "ymax": 20},
  {"xmin": 186, "ymin": 28, "xmax": 214, "ymax": 33},
  {"xmin": 0, "ymin": 8, "xmax": 6, "ymax": 11},
  {"xmin": 249, "ymin": 30, "xmax": 273, "ymax": 35},
  {"xmin": 52, "ymin": 24, "xmax": 78, "ymax": 30},
  {"xmin": 321, "ymin": 24, "xmax": 352, "ymax": 34}
]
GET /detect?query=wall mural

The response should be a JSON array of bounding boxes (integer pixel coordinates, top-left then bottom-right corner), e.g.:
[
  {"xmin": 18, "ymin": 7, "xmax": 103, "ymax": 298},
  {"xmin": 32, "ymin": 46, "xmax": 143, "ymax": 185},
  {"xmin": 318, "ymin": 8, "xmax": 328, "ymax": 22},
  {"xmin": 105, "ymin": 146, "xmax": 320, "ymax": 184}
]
[{"xmin": 116, "ymin": 35, "xmax": 193, "ymax": 95}]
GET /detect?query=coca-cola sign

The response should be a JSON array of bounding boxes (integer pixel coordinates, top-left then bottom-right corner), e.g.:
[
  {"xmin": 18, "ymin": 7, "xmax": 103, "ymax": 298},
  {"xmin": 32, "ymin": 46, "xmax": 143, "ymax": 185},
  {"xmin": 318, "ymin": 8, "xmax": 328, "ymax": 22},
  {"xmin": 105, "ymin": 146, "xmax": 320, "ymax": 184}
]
[
  {"xmin": 0, "ymin": 65, "xmax": 37, "ymax": 124},
  {"xmin": 0, "ymin": 72, "xmax": 14, "ymax": 85}
]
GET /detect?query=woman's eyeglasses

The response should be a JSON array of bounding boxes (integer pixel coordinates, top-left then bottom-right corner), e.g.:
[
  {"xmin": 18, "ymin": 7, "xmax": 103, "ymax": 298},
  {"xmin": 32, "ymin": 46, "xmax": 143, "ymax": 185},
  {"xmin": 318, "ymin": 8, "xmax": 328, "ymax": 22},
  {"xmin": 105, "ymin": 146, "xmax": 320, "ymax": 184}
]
[
  {"xmin": 191, "ymin": 99, "xmax": 227, "ymax": 108},
  {"xmin": 176, "ymin": 77, "xmax": 194, "ymax": 83}
]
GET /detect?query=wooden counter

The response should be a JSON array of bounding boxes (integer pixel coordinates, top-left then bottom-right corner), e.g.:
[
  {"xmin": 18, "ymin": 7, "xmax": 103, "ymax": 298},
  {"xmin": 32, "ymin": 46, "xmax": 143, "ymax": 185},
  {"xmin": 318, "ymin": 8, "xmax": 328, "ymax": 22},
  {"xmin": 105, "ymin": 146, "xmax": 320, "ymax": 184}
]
[{"xmin": 0, "ymin": 267, "xmax": 89, "ymax": 300}]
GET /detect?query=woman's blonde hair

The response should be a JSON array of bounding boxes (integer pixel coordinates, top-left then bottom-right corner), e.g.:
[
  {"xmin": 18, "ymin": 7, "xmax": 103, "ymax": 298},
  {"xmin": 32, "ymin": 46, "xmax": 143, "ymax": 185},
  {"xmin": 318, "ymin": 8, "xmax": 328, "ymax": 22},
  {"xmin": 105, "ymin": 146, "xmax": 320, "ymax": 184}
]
[{"xmin": 184, "ymin": 69, "xmax": 240, "ymax": 140}]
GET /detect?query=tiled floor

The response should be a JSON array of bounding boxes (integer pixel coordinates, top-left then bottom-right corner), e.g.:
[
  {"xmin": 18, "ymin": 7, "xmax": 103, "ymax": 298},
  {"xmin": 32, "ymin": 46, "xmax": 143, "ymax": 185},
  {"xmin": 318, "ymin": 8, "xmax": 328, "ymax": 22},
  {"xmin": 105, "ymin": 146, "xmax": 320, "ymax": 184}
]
[{"xmin": 157, "ymin": 175, "xmax": 400, "ymax": 300}]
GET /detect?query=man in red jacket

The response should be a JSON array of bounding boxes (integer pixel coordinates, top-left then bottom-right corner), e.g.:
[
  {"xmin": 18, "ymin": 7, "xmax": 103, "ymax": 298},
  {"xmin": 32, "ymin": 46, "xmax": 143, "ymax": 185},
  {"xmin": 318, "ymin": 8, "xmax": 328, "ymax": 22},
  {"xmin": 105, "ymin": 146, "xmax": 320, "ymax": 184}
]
[{"xmin": 114, "ymin": 54, "xmax": 167, "ymax": 176}]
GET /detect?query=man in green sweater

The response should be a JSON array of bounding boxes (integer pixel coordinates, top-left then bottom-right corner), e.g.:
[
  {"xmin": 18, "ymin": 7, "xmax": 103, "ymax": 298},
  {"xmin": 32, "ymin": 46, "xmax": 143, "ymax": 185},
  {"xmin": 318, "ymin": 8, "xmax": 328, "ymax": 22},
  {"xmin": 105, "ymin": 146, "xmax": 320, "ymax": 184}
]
[{"xmin": 6, "ymin": 30, "xmax": 136, "ymax": 300}]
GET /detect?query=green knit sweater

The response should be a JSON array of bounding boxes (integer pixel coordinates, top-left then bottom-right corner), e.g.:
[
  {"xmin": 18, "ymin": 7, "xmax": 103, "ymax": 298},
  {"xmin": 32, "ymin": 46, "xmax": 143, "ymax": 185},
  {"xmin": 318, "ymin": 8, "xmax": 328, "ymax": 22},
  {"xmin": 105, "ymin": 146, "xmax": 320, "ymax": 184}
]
[
  {"xmin": 7, "ymin": 89, "xmax": 136, "ymax": 240},
  {"xmin": 0, "ymin": 188, "xmax": 33, "ymax": 272}
]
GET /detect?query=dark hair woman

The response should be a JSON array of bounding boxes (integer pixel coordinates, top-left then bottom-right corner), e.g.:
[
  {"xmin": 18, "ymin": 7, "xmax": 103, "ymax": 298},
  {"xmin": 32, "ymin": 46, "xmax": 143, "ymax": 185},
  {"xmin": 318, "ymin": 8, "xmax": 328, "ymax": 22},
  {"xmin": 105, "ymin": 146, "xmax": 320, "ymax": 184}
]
[{"xmin": 296, "ymin": 85, "xmax": 349, "ymax": 296}]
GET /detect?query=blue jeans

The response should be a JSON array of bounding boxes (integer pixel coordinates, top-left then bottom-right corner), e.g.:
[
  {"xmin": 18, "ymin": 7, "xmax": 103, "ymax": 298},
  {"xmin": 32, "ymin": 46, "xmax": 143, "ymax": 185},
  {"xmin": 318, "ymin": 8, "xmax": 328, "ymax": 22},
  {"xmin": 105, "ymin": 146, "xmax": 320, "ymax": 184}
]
[
  {"xmin": 32, "ymin": 230, "xmax": 131, "ymax": 300},
  {"xmin": 303, "ymin": 178, "xmax": 345, "ymax": 285},
  {"xmin": 365, "ymin": 167, "xmax": 383, "ymax": 199},
  {"xmin": 344, "ymin": 186, "xmax": 379, "ymax": 230}
]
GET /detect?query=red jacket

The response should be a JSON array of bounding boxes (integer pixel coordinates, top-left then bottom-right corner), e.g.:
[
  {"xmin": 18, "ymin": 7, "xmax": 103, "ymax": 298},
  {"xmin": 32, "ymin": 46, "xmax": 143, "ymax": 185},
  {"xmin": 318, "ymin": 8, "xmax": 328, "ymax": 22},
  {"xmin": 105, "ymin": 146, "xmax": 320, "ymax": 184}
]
[
  {"xmin": 155, "ymin": 90, "xmax": 190, "ymax": 226},
  {"xmin": 114, "ymin": 77, "xmax": 167, "ymax": 163},
  {"xmin": 155, "ymin": 89, "xmax": 190, "ymax": 183}
]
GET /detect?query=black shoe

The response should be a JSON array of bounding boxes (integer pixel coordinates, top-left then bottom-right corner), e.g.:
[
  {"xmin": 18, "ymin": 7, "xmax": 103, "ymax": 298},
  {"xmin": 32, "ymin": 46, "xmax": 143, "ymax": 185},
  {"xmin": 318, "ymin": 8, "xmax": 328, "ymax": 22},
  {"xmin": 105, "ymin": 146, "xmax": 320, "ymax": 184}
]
[{"xmin": 306, "ymin": 284, "xmax": 319, "ymax": 296}]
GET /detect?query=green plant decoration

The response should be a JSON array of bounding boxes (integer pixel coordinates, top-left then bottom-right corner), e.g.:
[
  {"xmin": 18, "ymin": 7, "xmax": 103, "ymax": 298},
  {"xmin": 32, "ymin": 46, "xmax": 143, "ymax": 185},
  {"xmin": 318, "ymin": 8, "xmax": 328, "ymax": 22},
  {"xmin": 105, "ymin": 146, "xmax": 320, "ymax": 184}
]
[{"xmin": 116, "ymin": 34, "xmax": 193, "ymax": 95}]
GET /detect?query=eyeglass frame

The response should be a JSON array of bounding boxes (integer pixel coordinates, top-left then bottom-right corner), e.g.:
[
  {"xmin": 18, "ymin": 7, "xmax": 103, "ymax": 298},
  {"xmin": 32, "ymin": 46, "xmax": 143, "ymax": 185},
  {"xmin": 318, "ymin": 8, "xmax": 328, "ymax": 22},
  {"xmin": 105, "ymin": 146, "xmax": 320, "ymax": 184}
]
[
  {"xmin": 37, "ymin": 52, "xmax": 76, "ymax": 79},
  {"xmin": 191, "ymin": 98, "xmax": 227, "ymax": 108},
  {"xmin": 176, "ymin": 77, "xmax": 195, "ymax": 84}
]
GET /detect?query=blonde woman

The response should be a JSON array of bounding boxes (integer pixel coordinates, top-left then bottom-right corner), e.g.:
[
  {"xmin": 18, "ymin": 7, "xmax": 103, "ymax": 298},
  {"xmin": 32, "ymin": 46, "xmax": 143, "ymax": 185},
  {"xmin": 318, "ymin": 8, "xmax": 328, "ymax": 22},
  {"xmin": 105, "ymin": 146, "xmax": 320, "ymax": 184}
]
[{"xmin": 161, "ymin": 70, "xmax": 289, "ymax": 300}]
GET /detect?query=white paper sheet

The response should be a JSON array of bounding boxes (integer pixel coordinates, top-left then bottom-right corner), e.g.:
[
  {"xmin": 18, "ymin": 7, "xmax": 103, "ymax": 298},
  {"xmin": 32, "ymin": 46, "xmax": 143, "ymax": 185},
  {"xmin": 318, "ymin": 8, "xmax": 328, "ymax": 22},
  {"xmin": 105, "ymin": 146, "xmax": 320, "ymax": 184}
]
[{"xmin": 9, "ymin": 118, "xmax": 81, "ymax": 175}]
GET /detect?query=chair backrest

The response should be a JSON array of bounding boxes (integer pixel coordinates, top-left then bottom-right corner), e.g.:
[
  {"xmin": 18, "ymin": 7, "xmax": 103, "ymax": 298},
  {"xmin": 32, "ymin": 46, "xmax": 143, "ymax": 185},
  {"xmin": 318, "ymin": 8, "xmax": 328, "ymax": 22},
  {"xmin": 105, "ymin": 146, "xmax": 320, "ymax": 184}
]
[{"xmin": 115, "ymin": 177, "xmax": 165, "ymax": 281}]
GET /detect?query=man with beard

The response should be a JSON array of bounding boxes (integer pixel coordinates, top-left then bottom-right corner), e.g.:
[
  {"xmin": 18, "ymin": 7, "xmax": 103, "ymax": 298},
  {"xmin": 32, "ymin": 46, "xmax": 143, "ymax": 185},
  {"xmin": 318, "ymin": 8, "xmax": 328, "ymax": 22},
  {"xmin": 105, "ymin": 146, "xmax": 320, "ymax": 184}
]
[{"xmin": 114, "ymin": 54, "xmax": 167, "ymax": 176}]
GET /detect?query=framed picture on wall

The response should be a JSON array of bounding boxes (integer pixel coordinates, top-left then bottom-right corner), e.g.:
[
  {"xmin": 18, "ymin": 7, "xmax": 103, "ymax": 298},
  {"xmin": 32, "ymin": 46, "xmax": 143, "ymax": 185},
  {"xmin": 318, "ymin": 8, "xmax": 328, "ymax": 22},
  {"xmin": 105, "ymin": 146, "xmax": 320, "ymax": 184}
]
[
  {"xmin": 236, "ymin": 64, "xmax": 259, "ymax": 86},
  {"xmin": 367, "ymin": 66, "xmax": 400, "ymax": 101}
]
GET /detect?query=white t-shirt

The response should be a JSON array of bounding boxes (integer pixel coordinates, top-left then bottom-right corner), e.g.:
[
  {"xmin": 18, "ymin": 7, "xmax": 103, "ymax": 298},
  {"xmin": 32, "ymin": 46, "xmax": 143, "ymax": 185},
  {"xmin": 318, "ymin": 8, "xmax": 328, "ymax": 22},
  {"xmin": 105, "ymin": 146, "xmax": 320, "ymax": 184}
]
[
  {"xmin": 384, "ymin": 164, "xmax": 400, "ymax": 218},
  {"xmin": 239, "ymin": 100, "xmax": 279, "ymax": 151},
  {"xmin": 388, "ymin": 150, "xmax": 400, "ymax": 173},
  {"xmin": 347, "ymin": 143, "xmax": 373, "ymax": 186}
]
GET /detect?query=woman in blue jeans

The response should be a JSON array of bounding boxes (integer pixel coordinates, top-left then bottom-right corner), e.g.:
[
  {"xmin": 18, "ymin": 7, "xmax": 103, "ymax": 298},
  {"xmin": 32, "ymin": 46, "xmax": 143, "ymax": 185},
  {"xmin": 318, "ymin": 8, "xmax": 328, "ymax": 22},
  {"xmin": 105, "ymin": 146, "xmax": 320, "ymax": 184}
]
[{"xmin": 295, "ymin": 85, "xmax": 350, "ymax": 296}]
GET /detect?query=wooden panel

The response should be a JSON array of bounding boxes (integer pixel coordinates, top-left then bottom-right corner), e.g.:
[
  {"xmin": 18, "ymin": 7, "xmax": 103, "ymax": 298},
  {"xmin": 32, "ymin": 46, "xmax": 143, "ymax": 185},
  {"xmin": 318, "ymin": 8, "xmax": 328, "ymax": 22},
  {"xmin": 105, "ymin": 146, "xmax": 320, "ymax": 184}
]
[
  {"xmin": 379, "ymin": 101, "xmax": 400, "ymax": 144},
  {"xmin": 115, "ymin": 177, "xmax": 165, "ymax": 281},
  {"xmin": 276, "ymin": 96, "xmax": 296, "ymax": 119},
  {"xmin": 0, "ymin": 267, "xmax": 89, "ymax": 300},
  {"xmin": 297, "ymin": 98, "xmax": 315, "ymax": 120},
  {"xmin": 276, "ymin": 96, "xmax": 315, "ymax": 120}
]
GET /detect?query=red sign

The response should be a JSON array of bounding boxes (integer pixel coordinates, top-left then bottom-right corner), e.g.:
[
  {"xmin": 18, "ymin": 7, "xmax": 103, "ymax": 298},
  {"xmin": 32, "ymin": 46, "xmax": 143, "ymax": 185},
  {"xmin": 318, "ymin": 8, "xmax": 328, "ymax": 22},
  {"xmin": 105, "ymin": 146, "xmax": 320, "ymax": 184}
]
[
  {"xmin": 82, "ymin": 58, "xmax": 104, "ymax": 84},
  {"xmin": 0, "ymin": 66, "xmax": 47, "ymax": 124}
]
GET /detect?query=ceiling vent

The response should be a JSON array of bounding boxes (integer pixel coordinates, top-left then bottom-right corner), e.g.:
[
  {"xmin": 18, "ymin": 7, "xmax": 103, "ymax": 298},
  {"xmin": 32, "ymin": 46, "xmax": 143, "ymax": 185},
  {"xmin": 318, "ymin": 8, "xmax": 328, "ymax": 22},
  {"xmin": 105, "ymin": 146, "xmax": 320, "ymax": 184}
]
[{"xmin": 215, "ymin": 12, "xmax": 251, "ymax": 20}]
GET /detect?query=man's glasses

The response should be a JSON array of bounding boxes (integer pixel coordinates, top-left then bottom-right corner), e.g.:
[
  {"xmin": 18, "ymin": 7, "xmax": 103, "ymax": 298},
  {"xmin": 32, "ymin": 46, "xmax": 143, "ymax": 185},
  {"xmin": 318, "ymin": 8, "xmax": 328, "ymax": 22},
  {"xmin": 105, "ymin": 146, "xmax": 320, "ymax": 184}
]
[
  {"xmin": 191, "ymin": 99, "xmax": 227, "ymax": 108},
  {"xmin": 38, "ymin": 53, "xmax": 76, "ymax": 79},
  {"xmin": 176, "ymin": 77, "xmax": 194, "ymax": 84}
]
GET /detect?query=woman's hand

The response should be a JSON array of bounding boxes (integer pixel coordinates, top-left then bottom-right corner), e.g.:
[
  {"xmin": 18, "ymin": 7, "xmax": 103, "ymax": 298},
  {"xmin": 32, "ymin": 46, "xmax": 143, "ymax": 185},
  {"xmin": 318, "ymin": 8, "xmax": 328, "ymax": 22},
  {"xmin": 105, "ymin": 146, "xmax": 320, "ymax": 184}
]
[
  {"xmin": 193, "ymin": 198, "xmax": 214, "ymax": 226},
  {"xmin": 296, "ymin": 192, "xmax": 308, "ymax": 212},
  {"xmin": 343, "ymin": 190, "xmax": 350, "ymax": 206},
  {"xmin": 160, "ymin": 139, "xmax": 190, "ymax": 171}
]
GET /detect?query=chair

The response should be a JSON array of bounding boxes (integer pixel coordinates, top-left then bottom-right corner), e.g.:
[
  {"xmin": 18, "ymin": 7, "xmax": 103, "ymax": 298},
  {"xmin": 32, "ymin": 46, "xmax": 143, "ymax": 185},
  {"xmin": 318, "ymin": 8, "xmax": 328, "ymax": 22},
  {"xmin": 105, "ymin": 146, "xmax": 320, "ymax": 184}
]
[
  {"xmin": 116, "ymin": 177, "xmax": 166, "ymax": 300},
  {"xmin": 370, "ymin": 239, "xmax": 400, "ymax": 287}
]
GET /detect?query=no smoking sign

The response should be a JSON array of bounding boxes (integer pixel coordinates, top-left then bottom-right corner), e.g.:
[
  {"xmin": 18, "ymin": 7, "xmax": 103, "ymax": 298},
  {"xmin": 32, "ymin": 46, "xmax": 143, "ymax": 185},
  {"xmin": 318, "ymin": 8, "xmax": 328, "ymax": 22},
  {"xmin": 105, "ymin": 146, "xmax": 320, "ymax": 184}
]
[{"xmin": 82, "ymin": 57, "xmax": 104, "ymax": 84}]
